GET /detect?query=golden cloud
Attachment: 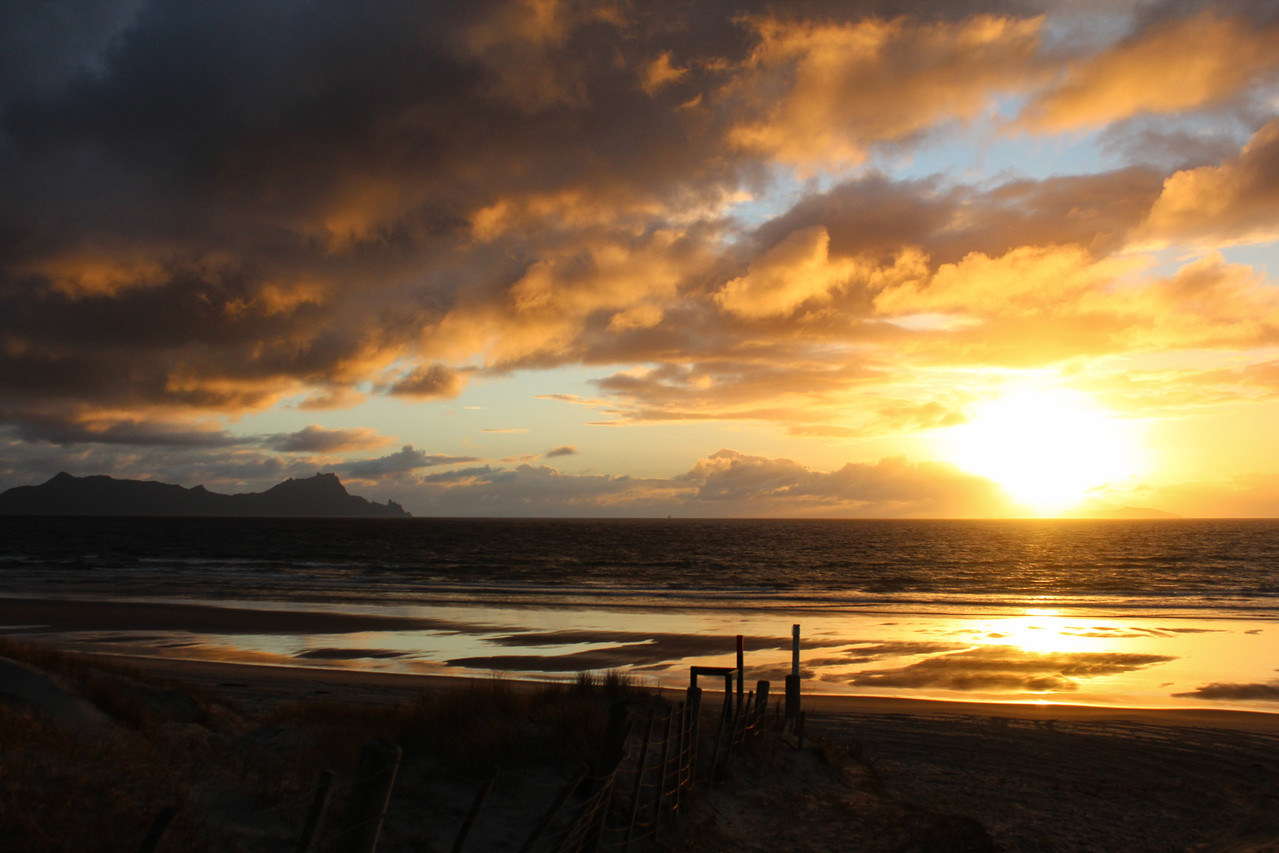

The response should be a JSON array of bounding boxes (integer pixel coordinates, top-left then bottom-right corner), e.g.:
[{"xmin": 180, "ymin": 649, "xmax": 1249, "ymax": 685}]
[
  {"xmin": 1019, "ymin": 12, "xmax": 1279, "ymax": 132},
  {"xmin": 725, "ymin": 14, "xmax": 1043, "ymax": 165},
  {"xmin": 641, "ymin": 52, "xmax": 688, "ymax": 95},
  {"xmin": 1133, "ymin": 120, "xmax": 1279, "ymax": 249},
  {"xmin": 715, "ymin": 226, "xmax": 854, "ymax": 318},
  {"xmin": 875, "ymin": 245, "xmax": 1140, "ymax": 317}
]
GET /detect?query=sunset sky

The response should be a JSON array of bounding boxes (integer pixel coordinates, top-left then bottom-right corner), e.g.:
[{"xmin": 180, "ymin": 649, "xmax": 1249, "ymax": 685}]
[{"xmin": 2, "ymin": 1, "xmax": 1279, "ymax": 517}]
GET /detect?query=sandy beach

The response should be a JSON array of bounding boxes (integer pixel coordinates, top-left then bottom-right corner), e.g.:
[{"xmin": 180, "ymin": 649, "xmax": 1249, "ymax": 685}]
[
  {"xmin": 4, "ymin": 592, "xmax": 1279, "ymax": 850},
  {"xmin": 4, "ymin": 645, "xmax": 1272, "ymax": 852}
]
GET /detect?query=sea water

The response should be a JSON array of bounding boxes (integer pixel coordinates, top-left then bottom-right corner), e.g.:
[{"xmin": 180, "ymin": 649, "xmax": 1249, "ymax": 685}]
[{"xmin": 2, "ymin": 517, "xmax": 1277, "ymax": 711}]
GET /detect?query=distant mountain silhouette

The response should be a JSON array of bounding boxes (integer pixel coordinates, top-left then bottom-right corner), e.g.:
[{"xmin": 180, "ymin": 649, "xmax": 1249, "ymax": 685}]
[{"xmin": 0, "ymin": 472, "xmax": 410, "ymax": 518}]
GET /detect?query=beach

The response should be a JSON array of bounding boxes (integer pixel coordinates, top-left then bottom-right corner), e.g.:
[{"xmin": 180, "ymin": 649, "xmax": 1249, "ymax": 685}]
[
  {"xmin": 4, "ymin": 518, "xmax": 1279, "ymax": 849},
  {"xmin": 4, "ymin": 590, "xmax": 1277, "ymax": 715},
  {"xmin": 5, "ymin": 632, "xmax": 1278, "ymax": 852}
]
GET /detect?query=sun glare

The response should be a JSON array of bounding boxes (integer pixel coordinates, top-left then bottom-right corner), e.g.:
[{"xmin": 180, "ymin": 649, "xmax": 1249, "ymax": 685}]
[{"xmin": 936, "ymin": 384, "xmax": 1146, "ymax": 516}]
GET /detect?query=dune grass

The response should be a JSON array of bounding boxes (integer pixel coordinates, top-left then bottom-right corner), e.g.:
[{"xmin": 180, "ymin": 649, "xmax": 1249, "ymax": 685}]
[{"xmin": 0, "ymin": 639, "xmax": 653, "ymax": 851}]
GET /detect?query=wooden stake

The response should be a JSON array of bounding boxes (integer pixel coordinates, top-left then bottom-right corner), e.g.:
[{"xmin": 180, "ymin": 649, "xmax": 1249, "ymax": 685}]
[
  {"xmin": 295, "ymin": 770, "xmax": 334, "ymax": 853},
  {"xmin": 136, "ymin": 805, "xmax": 178, "ymax": 853},
  {"xmin": 450, "ymin": 773, "xmax": 496, "ymax": 853},
  {"xmin": 334, "ymin": 739, "xmax": 401, "ymax": 853},
  {"xmin": 735, "ymin": 634, "xmax": 745, "ymax": 714}
]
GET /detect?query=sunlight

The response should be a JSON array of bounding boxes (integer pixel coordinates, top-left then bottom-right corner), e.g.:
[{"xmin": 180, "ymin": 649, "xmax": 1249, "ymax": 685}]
[
  {"xmin": 984, "ymin": 613, "xmax": 1103, "ymax": 656},
  {"xmin": 935, "ymin": 382, "xmax": 1147, "ymax": 515}
]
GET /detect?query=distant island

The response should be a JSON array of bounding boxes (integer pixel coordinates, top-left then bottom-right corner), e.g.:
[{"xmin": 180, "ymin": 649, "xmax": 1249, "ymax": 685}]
[{"xmin": 0, "ymin": 472, "xmax": 410, "ymax": 518}]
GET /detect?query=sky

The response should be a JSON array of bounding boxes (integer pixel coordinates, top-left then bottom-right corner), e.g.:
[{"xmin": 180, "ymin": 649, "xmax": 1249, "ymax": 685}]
[{"xmin": 2, "ymin": 0, "xmax": 1279, "ymax": 518}]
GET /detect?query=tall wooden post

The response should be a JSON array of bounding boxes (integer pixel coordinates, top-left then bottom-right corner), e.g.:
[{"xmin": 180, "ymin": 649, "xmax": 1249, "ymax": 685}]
[
  {"xmin": 735, "ymin": 634, "xmax": 745, "ymax": 715},
  {"xmin": 754, "ymin": 680, "xmax": 770, "ymax": 725},
  {"xmin": 785, "ymin": 623, "xmax": 801, "ymax": 723}
]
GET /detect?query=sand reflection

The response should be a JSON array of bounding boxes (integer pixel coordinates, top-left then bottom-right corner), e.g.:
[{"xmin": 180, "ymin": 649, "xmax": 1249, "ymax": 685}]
[
  {"xmin": 4, "ymin": 595, "xmax": 1277, "ymax": 712},
  {"xmin": 847, "ymin": 645, "xmax": 1175, "ymax": 693}
]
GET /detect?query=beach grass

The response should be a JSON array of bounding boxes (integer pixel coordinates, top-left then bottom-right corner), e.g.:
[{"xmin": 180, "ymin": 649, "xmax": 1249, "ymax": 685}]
[
  {"xmin": 0, "ymin": 640, "xmax": 654, "ymax": 851},
  {"xmin": 3, "ymin": 638, "xmax": 1279, "ymax": 851}
]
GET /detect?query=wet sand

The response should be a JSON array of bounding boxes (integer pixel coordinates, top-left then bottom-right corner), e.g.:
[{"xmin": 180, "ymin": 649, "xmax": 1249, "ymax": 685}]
[{"xmin": 102, "ymin": 651, "xmax": 1279, "ymax": 731}]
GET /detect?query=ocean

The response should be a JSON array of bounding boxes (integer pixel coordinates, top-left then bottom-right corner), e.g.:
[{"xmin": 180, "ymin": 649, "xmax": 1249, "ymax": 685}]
[{"xmin": 2, "ymin": 517, "xmax": 1278, "ymax": 711}]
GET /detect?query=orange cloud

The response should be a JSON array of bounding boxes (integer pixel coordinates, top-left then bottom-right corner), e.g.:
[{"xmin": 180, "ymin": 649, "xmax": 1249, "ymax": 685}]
[
  {"xmin": 1133, "ymin": 120, "xmax": 1279, "ymax": 249},
  {"xmin": 461, "ymin": 0, "xmax": 588, "ymax": 113},
  {"xmin": 393, "ymin": 449, "xmax": 1014, "ymax": 517},
  {"xmin": 1100, "ymin": 253, "xmax": 1279, "ymax": 350},
  {"xmin": 1019, "ymin": 12, "xmax": 1279, "ymax": 132},
  {"xmin": 266, "ymin": 424, "xmax": 393, "ymax": 454},
  {"xmin": 25, "ymin": 249, "xmax": 169, "ymax": 298},
  {"xmin": 725, "ymin": 14, "xmax": 1043, "ymax": 165},
  {"xmin": 387, "ymin": 363, "xmax": 469, "ymax": 399},
  {"xmin": 715, "ymin": 226, "xmax": 854, "ymax": 318},
  {"xmin": 875, "ymin": 245, "xmax": 1139, "ymax": 317},
  {"xmin": 685, "ymin": 450, "xmax": 1014, "ymax": 517},
  {"xmin": 641, "ymin": 52, "xmax": 688, "ymax": 95},
  {"xmin": 433, "ymin": 227, "xmax": 715, "ymax": 369}
]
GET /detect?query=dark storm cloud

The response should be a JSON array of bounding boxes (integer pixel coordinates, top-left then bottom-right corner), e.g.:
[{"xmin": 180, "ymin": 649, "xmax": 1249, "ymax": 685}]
[
  {"xmin": 264, "ymin": 424, "xmax": 392, "ymax": 453},
  {"xmin": 2, "ymin": 414, "xmax": 242, "ymax": 448},
  {"xmin": 754, "ymin": 168, "xmax": 1165, "ymax": 268},
  {"xmin": 0, "ymin": 1, "xmax": 1074, "ymax": 430},
  {"xmin": 335, "ymin": 445, "xmax": 480, "ymax": 479},
  {"xmin": 2, "ymin": 0, "xmax": 1277, "ymax": 486},
  {"xmin": 1173, "ymin": 680, "xmax": 1279, "ymax": 701},
  {"xmin": 0, "ymin": 0, "xmax": 141, "ymax": 105}
]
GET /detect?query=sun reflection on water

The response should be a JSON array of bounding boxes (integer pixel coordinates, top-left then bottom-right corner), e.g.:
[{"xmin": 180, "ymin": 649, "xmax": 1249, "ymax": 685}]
[{"xmin": 972, "ymin": 609, "xmax": 1109, "ymax": 656}]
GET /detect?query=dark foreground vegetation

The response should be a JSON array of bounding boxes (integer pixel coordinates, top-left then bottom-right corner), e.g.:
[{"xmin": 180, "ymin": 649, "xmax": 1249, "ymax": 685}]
[
  {"xmin": 0, "ymin": 640, "xmax": 662, "ymax": 851},
  {"xmin": 10, "ymin": 638, "xmax": 1270, "ymax": 852}
]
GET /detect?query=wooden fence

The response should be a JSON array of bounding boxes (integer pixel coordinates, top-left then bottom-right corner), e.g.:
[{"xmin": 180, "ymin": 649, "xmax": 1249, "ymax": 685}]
[{"xmin": 137, "ymin": 631, "xmax": 803, "ymax": 852}]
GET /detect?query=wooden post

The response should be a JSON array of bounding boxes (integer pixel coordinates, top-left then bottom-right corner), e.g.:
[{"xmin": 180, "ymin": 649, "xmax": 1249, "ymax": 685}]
[
  {"xmin": 654, "ymin": 705, "xmax": 676, "ymax": 820},
  {"xmin": 136, "ymin": 805, "xmax": 178, "ymax": 853},
  {"xmin": 450, "ymin": 773, "xmax": 496, "ymax": 853},
  {"xmin": 623, "ymin": 714, "xmax": 655, "ymax": 852},
  {"xmin": 583, "ymin": 703, "xmax": 631, "ymax": 853},
  {"xmin": 735, "ymin": 634, "xmax": 745, "ymax": 715},
  {"xmin": 754, "ymin": 680, "xmax": 770, "ymax": 725},
  {"xmin": 594, "ymin": 701, "xmax": 632, "ymax": 786},
  {"xmin": 517, "ymin": 770, "xmax": 586, "ymax": 853},
  {"xmin": 684, "ymin": 685, "xmax": 702, "ymax": 791},
  {"xmin": 673, "ymin": 698, "xmax": 687, "ymax": 816},
  {"xmin": 295, "ymin": 770, "xmax": 334, "ymax": 853},
  {"xmin": 335, "ymin": 739, "xmax": 401, "ymax": 853},
  {"xmin": 722, "ymin": 672, "xmax": 732, "ymax": 721},
  {"xmin": 785, "ymin": 623, "xmax": 801, "ymax": 723}
]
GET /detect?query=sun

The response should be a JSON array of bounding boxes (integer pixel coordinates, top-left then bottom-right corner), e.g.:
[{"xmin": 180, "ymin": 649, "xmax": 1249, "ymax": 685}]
[{"xmin": 935, "ymin": 384, "xmax": 1147, "ymax": 516}]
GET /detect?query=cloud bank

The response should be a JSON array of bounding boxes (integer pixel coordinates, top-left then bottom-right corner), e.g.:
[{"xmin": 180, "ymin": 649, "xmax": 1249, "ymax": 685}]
[{"xmin": 2, "ymin": 1, "xmax": 1278, "ymax": 515}]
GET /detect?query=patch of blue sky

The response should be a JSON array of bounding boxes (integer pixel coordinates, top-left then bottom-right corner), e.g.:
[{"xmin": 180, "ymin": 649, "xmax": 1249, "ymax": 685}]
[
  {"xmin": 885, "ymin": 100, "xmax": 1116, "ymax": 188},
  {"xmin": 723, "ymin": 163, "xmax": 838, "ymax": 232},
  {"xmin": 1221, "ymin": 243, "xmax": 1278, "ymax": 280}
]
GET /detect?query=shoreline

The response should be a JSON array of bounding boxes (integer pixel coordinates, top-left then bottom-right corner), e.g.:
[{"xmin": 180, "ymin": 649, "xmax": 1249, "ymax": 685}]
[
  {"xmin": 5, "ymin": 593, "xmax": 1279, "ymax": 720},
  {"xmin": 97, "ymin": 650, "xmax": 1279, "ymax": 732}
]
